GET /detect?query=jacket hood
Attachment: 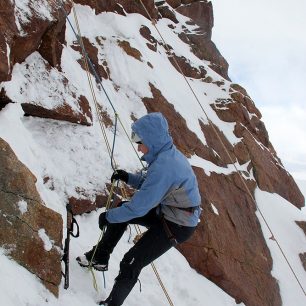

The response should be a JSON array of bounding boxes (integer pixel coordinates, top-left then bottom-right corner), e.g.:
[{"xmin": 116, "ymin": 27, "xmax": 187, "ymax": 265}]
[{"xmin": 132, "ymin": 112, "xmax": 173, "ymax": 164}]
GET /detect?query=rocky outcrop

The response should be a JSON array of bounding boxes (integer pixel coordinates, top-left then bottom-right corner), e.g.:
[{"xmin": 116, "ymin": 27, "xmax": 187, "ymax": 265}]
[
  {"xmin": 143, "ymin": 83, "xmax": 224, "ymax": 165},
  {"xmin": 74, "ymin": 0, "xmax": 159, "ymax": 19},
  {"xmin": 0, "ymin": 138, "xmax": 62, "ymax": 296},
  {"xmin": 68, "ymin": 194, "xmax": 107, "ymax": 215},
  {"xmin": 71, "ymin": 36, "xmax": 110, "ymax": 81},
  {"xmin": 172, "ymin": 0, "xmax": 230, "ymax": 79},
  {"xmin": 143, "ymin": 82, "xmax": 282, "ymax": 306},
  {"xmin": 296, "ymin": 221, "xmax": 306, "ymax": 271},
  {"xmin": 0, "ymin": 88, "xmax": 13, "ymax": 111},
  {"xmin": 168, "ymin": 53, "xmax": 207, "ymax": 79},
  {"xmin": 8, "ymin": 52, "xmax": 93, "ymax": 125},
  {"xmin": 0, "ymin": 0, "xmax": 70, "ymax": 82},
  {"xmin": 170, "ymin": 0, "xmax": 214, "ymax": 37},
  {"xmin": 178, "ymin": 168, "xmax": 281, "ymax": 306},
  {"xmin": 241, "ymin": 128, "xmax": 304, "ymax": 209}
]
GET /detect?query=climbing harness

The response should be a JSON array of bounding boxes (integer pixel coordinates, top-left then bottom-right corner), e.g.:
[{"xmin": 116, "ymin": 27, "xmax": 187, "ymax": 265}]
[{"xmin": 62, "ymin": 203, "xmax": 80, "ymax": 289}]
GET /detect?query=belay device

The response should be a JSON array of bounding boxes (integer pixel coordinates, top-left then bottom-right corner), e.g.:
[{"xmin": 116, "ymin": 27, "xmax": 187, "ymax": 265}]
[{"xmin": 62, "ymin": 203, "xmax": 80, "ymax": 289}]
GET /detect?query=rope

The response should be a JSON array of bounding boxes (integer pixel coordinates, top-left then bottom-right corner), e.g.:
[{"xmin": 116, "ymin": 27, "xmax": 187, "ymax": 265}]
[
  {"xmin": 59, "ymin": 0, "xmax": 144, "ymax": 168},
  {"xmin": 137, "ymin": 0, "xmax": 306, "ymax": 296},
  {"xmin": 119, "ymin": 185, "xmax": 175, "ymax": 306},
  {"xmin": 59, "ymin": 1, "xmax": 175, "ymax": 302}
]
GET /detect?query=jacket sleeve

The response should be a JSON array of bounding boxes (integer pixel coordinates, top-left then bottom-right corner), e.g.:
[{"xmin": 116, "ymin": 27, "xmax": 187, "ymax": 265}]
[
  {"xmin": 127, "ymin": 170, "xmax": 146, "ymax": 189},
  {"xmin": 106, "ymin": 163, "xmax": 173, "ymax": 223}
]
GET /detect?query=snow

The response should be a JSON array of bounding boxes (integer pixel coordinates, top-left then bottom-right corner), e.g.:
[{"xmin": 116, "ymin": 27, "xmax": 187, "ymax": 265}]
[
  {"xmin": 0, "ymin": 212, "xmax": 244, "ymax": 306},
  {"xmin": 255, "ymin": 189, "xmax": 306, "ymax": 305},
  {"xmin": 0, "ymin": 2, "xmax": 305, "ymax": 306},
  {"xmin": 17, "ymin": 200, "xmax": 28, "ymax": 215},
  {"xmin": 6, "ymin": 41, "xmax": 11, "ymax": 73},
  {"xmin": 190, "ymin": 154, "xmax": 254, "ymax": 180},
  {"xmin": 38, "ymin": 229, "xmax": 53, "ymax": 251},
  {"xmin": 211, "ymin": 203, "xmax": 219, "ymax": 215},
  {"xmin": 14, "ymin": 0, "xmax": 53, "ymax": 35},
  {"xmin": 4, "ymin": 52, "xmax": 89, "ymax": 121}
]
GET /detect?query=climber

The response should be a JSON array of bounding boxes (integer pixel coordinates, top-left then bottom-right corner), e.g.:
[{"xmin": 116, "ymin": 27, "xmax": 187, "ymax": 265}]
[{"xmin": 76, "ymin": 112, "xmax": 201, "ymax": 306}]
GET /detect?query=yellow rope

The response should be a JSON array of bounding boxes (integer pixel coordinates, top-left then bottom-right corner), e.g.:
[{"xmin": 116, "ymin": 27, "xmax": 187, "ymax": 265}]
[
  {"xmin": 71, "ymin": 5, "xmax": 113, "ymax": 160},
  {"xmin": 119, "ymin": 184, "xmax": 175, "ymax": 306},
  {"xmin": 138, "ymin": 0, "xmax": 306, "ymax": 297},
  {"xmin": 69, "ymin": 2, "xmax": 174, "ymax": 302}
]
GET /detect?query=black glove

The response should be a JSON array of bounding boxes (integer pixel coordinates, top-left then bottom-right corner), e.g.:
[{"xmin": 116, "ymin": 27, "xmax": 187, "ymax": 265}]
[
  {"xmin": 111, "ymin": 169, "xmax": 128, "ymax": 183},
  {"xmin": 99, "ymin": 212, "xmax": 109, "ymax": 230}
]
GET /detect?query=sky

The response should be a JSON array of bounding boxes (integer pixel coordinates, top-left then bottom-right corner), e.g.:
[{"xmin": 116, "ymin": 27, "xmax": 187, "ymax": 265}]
[{"xmin": 211, "ymin": 0, "xmax": 306, "ymax": 180}]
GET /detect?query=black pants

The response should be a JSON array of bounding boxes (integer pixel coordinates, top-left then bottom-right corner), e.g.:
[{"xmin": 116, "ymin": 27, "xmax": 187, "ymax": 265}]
[{"xmin": 86, "ymin": 208, "xmax": 196, "ymax": 306}]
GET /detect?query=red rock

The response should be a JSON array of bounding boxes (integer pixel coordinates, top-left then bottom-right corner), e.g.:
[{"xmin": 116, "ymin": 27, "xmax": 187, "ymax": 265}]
[
  {"xmin": 0, "ymin": 0, "xmax": 18, "ymax": 81},
  {"xmin": 0, "ymin": 0, "xmax": 69, "ymax": 82},
  {"xmin": 0, "ymin": 88, "xmax": 13, "ymax": 111},
  {"xmin": 0, "ymin": 138, "xmax": 62, "ymax": 296},
  {"xmin": 179, "ymin": 31, "xmax": 230, "ymax": 80},
  {"xmin": 74, "ymin": 0, "xmax": 158, "ymax": 19},
  {"xmin": 118, "ymin": 40, "xmax": 143, "ymax": 61},
  {"xmin": 38, "ymin": 14, "xmax": 67, "ymax": 69},
  {"xmin": 295, "ymin": 221, "xmax": 306, "ymax": 271},
  {"xmin": 158, "ymin": 4, "xmax": 179, "ymax": 23},
  {"xmin": 242, "ymin": 128, "xmax": 304, "ymax": 208},
  {"xmin": 139, "ymin": 26, "xmax": 158, "ymax": 45},
  {"xmin": 22, "ymin": 94, "xmax": 92, "ymax": 126},
  {"xmin": 178, "ymin": 167, "xmax": 281, "ymax": 306},
  {"xmin": 13, "ymin": 53, "xmax": 93, "ymax": 125},
  {"xmin": 168, "ymin": 53, "xmax": 207, "ymax": 78},
  {"xmin": 166, "ymin": 0, "xmax": 181, "ymax": 9},
  {"xmin": 142, "ymin": 83, "xmax": 224, "ymax": 165},
  {"xmin": 199, "ymin": 120, "xmax": 236, "ymax": 165},
  {"xmin": 71, "ymin": 36, "xmax": 110, "ymax": 80},
  {"xmin": 176, "ymin": 0, "xmax": 213, "ymax": 37}
]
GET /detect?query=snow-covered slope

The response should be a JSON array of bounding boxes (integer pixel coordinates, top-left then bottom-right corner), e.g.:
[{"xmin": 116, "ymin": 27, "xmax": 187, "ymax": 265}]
[{"xmin": 0, "ymin": 2, "xmax": 305, "ymax": 306}]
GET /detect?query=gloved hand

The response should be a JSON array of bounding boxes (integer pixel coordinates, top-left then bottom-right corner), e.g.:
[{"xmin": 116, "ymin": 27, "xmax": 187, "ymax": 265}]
[
  {"xmin": 99, "ymin": 212, "xmax": 109, "ymax": 230},
  {"xmin": 111, "ymin": 169, "xmax": 128, "ymax": 183}
]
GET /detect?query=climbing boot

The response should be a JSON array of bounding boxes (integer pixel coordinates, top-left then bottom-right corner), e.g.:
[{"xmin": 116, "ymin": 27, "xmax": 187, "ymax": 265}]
[{"xmin": 76, "ymin": 255, "xmax": 108, "ymax": 271}]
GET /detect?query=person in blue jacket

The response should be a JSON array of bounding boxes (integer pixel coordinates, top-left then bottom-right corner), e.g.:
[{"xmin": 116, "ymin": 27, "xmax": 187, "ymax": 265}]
[{"xmin": 77, "ymin": 112, "xmax": 201, "ymax": 306}]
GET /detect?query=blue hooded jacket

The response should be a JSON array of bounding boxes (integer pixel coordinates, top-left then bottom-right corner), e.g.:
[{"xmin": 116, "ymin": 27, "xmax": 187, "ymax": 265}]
[{"xmin": 106, "ymin": 112, "xmax": 201, "ymax": 227}]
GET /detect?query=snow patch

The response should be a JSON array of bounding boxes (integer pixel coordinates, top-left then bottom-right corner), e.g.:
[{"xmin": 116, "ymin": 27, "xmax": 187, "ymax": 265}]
[
  {"xmin": 211, "ymin": 203, "xmax": 219, "ymax": 215},
  {"xmin": 14, "ymin": 0, "xmax": 53, "ymax": 34},
  {"xmin": 4, "ymin": 52, "xmax": 83, "ymax": 113},
  {"xmin": 255, "ymin": 189, "xmax": 306, "ymax": 305},
  {"xmin": 190, "ymin": 154, "xmax": 254, "ymax": 180},
  {"xmin": 17, "ymin": 200, "xmax": 27, "ymax": 215},
  {"xmin": 5, "ymin": 42, "xmax": 11, "ymax": 73},
  {"xmin": 38, "ymin": 229, "xmax": 53, "ymax": 251}
]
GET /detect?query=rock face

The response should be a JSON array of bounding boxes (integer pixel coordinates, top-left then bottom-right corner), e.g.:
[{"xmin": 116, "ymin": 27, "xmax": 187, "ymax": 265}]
[
  {"xmin": 74, "ymin": 0, "xmax": 159, "ymax": 18},
  {"xmin": 0, "ymin": 0, "xmax": 71, "ymax": 82},
  {"xmin": 171, "ymin": 0, "xmax": 230, "ymax": 79},
  {"xmin": 0, "ymin": 0, "xmax": 305, "ymax": 305},
  {"xmin": 178, "ymin": 169, "xmax": 281, "ymax": 306},
  {"xmin": 143, "ymin": 80, "xmax": 281, "ymax": 306},
  {"xmin": 0, "ymin": 138, "xmax": 63, "ymax": 296}
]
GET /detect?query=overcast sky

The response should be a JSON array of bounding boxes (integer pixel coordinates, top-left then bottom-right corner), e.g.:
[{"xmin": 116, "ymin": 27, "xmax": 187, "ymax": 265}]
[{"xmin": 211, "ymin": 0, "xmax": 306, "ymax": 180}]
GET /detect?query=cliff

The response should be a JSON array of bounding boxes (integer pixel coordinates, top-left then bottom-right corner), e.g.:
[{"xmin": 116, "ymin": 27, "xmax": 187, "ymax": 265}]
[{"xmin": 0, "ymin": 1, "xmax": 305, "ymax": 305}]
